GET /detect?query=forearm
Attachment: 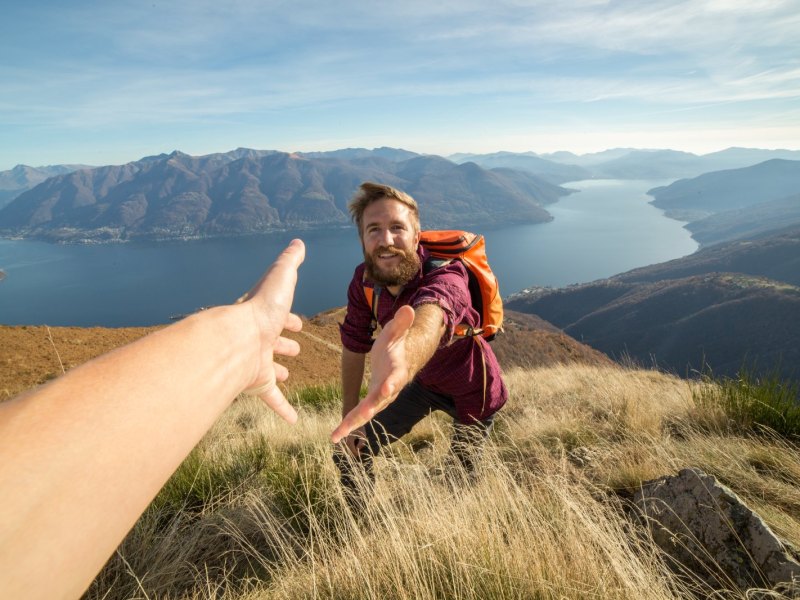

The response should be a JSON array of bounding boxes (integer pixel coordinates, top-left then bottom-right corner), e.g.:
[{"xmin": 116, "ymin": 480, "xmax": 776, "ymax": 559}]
[
  {"xmin": 0, "ymin": 304, "xmax": 257, "ymax": 600},
  {"xmin": 341, "ymin": 347, "xmax": 366, "ymax": 417},
  {"xmin": 402, "ymin": 303, "xmax": 445, "ymax": 381}
]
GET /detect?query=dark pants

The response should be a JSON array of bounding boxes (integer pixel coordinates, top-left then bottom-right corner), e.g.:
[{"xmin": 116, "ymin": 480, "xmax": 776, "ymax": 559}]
[{"xmin": 333, "ymin": 380, "xmax": 494, "ymax": 506}]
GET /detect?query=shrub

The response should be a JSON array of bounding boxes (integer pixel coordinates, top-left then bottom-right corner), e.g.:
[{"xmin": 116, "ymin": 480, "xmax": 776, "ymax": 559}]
[
  {"xmin": 287, "ymin": 381, "xmax": 366, "ymax": 412},
  {"xmin": 693, "ymin": 368, "xmax": 800, "ymax": 439}
]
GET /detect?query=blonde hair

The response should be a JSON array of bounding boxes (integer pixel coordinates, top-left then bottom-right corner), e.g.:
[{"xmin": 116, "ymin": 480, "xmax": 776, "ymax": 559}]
[{"xmin": 348, "ymin": 182, "xmax": 420, "ymax": 235}]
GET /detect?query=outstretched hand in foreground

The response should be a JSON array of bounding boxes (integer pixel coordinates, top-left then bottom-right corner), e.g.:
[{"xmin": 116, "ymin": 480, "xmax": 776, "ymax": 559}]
[
  {"xmin": 0, "ymin": 239, "xmax": 305, "ymax": 600},
  {"xmin": 331, "ymin": 305, "xmax": 415, "ymax": 444},
  {"xmin": 236, "ymin": 239, "xmax": 306, "ymax": 423}
]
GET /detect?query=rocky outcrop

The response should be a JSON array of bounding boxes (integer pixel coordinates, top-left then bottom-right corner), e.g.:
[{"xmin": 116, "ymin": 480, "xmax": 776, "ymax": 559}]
[{"xmin": 634, "ymin": 468, "xmax": 800, "ymax": 594}]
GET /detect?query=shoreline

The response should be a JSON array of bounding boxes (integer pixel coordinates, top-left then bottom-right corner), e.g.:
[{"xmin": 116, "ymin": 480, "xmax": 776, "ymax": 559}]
[{"xmin": 0, "ymin": 223, "xmax": 357, "ymax": 246}]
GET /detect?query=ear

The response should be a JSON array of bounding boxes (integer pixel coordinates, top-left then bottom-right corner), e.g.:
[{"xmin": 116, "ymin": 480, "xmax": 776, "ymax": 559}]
[{"xmin": 413, "ymin": 228, "xmax": 420, "ymax": 248}]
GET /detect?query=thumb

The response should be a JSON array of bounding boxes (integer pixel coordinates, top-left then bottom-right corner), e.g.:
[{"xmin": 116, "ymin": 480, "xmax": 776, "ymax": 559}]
[{"xmin": 378, "ymin": 305, "xmax": 415, "ymax": 345}]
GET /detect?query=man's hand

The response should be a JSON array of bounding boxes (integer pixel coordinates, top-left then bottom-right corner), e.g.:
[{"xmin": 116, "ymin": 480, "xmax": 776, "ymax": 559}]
[
  {"xmin": 342, "ymin": 426, "xmax": 367, "ymax": 457},
  {"xmin": 331, "ymin": 305, "xmax": 415, "ymax": 443},
  {"xmin": 237, "ymin": 239, "xmax": 305, "ymax": 424}
]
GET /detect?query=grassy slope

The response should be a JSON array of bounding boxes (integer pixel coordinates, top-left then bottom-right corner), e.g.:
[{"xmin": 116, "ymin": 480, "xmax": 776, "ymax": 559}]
[{"xmin": 84, "ymin": 365, "xmax": 800, "ymax": 600}]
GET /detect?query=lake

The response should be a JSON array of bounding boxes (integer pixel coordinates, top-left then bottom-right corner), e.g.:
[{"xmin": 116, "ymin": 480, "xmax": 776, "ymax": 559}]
[{"xmin": 0, "ymin": 179, "xmax": 697, "ymax": 326}]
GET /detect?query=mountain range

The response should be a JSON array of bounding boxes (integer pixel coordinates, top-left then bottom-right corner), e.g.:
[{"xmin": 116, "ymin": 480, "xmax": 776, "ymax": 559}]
[
  {"xmin": 0, "ymin": 164, "xmax": 93, "ymax": 209},
  {"xmin": 449, "ymin": 147, "xmax": 800, "ymax": 182},
  {"xmin": 645, "ymin": 159, "xmax": 800, "ymax": 246},
  {"xmin": 2, "ymin": 144, "xmax": 798, "ymax": 386},
  {"xmin": 0, "ymin": 149, "xmax": 566, "ymax": 242},
  {"xmin": 685, "ymin": 195, "xmax": 800, "ymax": 246},
  {"xmin": 506, "ymin": 226, "xmax": 800, "ymax": 381},
  {"xmin": 648, "ymin": 159, "xmax": 800, "ymax": 215},
  {"xmin": 4, "ymin": 145, "xmax": 798, "ymax": 219}
]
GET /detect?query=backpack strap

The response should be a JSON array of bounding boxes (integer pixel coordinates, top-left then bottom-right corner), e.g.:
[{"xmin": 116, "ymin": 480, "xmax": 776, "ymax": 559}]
[
  {"xmin": 424, "ymin": 257, "xmax": 451, "ymax": 273},
  {"xmin": 363, "ymin": 283, "xmax": 382, "ymax": 339}
]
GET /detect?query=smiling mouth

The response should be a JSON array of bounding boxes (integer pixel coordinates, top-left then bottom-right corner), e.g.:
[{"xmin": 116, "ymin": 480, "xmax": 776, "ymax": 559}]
[{"xmin": 374, "ymin": 247, "xmax": 403, "ymax": 260}]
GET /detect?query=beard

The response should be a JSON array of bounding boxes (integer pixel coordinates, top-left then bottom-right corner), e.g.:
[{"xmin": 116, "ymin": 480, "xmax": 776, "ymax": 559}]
[{"xmin": 364, "ymin": 245, "xmax": 421, "ymax": 287}]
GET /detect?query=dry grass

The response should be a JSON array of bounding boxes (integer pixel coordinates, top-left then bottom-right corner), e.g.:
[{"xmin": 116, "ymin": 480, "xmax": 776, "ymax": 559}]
[{"xmin": 85, "ymin": 365, "xmax": 800, "ymax": 600}]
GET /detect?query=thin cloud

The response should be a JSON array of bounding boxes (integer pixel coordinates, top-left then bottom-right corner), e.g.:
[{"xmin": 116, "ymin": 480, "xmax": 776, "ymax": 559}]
[{"xmin": 1, "ymin": 0, "xmax": 798, "ymax": 167}]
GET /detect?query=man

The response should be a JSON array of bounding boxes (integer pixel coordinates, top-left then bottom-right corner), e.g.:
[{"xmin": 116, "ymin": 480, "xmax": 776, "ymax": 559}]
[{"xmin": 332, "ymin": 182, "xmax": 508, "ymax": 497}]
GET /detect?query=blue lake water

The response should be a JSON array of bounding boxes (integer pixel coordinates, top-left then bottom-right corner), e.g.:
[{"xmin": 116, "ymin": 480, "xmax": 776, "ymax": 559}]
[{"xmin": 0, "ymin": 179, "xmax": 698, "ymax": 326}]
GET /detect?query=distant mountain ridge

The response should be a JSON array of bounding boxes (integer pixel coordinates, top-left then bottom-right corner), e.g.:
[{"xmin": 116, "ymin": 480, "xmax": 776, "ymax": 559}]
[
  {"xmin": 0, "ymin": 163, "xmax": 93, "ymax": 209},
  {"xmin": 449, "ymin": 147, "xmax": 800, "ymax": 182},
  {"xmin": 446, "ymin": 151, "xmax": 591, "ymax": 184},
  {"xmin": 645, "ymin": 159, "xmax": 800, "ymax": 245},
  {"xmin": 648, "ymin": 159, "xmax": 800, "ymax": 214},
  {"xmin": 297, "ymin": 147, "xmax": 420, "ymax": 162},
  {"xmin": 684, "ymin": 194, "xmax": 800, "ymax": 247},
  {"xmin": 506, "ymin": 227, "xmax": 800, "ymax": 381},
  {"xmin": 0, "ymin": 148, "xmax": 567, "ymax": 242}
]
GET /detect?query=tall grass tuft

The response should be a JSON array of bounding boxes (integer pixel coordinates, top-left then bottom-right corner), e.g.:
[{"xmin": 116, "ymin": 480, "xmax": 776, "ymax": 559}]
[
  {"xmin": 287, "ymin": 381, "xmax": 367, "ymax": 413},
  {"xmin": 85, "ymin": 367, "xmax": 800, "ymax": 600},
  {"xmin": 692, "ymin": 367, "xmax": 800, "ymax": 439}
]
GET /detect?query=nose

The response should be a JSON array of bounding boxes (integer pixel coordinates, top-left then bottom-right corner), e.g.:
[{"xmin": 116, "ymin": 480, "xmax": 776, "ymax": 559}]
[{"xmin": 378, "ymin": 228, "xmax": 394, "ymax": 247}]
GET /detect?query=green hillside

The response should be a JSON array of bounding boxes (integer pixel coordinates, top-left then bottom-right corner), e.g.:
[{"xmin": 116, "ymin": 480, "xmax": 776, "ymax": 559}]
[{"xmin": 507, "ymin": 228, "xmax": 800, "ymax": 381}]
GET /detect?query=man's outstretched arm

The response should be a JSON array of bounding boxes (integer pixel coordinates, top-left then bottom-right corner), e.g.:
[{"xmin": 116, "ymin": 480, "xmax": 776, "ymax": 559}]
[
  {"xmin": 331, "ymin": 303, "xmax": 444, "ymax": 443},
  {"xmin": 0, "ymin": 239, "xmax": 305, "ymax": 600}
]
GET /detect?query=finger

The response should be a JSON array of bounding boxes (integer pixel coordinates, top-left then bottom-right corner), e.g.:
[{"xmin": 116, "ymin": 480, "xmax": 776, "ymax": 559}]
[
  {"xmin": 379, "ymin": 305, "xmax": 414, "ymax": 341},
  {"xmin": 332, "ymin": 410, "xmax": 367, "ymax": 444},
  {"xmin": 331, "ymin": 393, "xmax": 388, "ymax": 444},
  {"xmin": 259, "ymin": 385, "xmax": 298, "ymax": 424},
  {"xmin": 273, "ymin": 336, "xmax": 300, "ymax": 357},
  {"xmin": 284, "ymin": 313, "xmax": 303, "ymax": 332},
  {"xmin": 249, "ymin": 240, "xmax": 305, "ymax": 305},
  {"xmin": 332, "ymin": 369, "xmax": 401, "ymax": 441},
  {"xmin": 238, "ymin": 240, "xmax": 305, "ymax": 312},
  {"xmin": 273, "ymin": 362, "xmax": 289, "ymax": 382}
]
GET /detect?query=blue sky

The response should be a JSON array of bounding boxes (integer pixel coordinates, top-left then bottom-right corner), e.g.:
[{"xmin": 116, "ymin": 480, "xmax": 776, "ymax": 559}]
[{"xmin": 1, "ymin": 0, "xmax": 799, "ymax": 170}]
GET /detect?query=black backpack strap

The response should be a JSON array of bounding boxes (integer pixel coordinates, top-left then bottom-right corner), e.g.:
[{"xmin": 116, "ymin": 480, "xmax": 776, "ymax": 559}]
[
  {"xmin": 368, "ymin": 285, "xmax": 382, "ymax": 338},
  {"xmin": 423, "ymin": 257, "xmax": 451, "ymax": 274}
]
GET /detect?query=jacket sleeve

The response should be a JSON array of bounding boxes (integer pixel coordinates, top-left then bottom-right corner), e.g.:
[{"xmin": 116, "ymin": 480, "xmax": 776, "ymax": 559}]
[{"xmin": 409, "ymin": 261, "xmax": 474, "ymax": 348}]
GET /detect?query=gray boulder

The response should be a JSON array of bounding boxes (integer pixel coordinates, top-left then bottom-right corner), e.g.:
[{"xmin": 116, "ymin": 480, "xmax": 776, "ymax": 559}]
[{"xmin": 634, "ymin": 467, "xmax": 800, "ymax": 594}]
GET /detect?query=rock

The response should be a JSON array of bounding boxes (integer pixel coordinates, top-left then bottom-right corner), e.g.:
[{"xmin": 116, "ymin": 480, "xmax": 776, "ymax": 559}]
[{"xmin": 634, "ymin": 467, "xmax": 800, "ymax": 594}]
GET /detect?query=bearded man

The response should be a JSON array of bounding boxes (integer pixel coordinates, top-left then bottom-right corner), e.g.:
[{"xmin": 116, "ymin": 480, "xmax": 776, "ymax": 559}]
[{"xmin": 331, "ymin": 182, "xmax": 508, "ymax": 502}]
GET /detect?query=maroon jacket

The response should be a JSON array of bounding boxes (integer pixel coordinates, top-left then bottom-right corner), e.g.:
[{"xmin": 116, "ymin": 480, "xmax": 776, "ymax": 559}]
[{"xmin": 339, "ymin": 246, "xmax": 507, "ymax": 423}]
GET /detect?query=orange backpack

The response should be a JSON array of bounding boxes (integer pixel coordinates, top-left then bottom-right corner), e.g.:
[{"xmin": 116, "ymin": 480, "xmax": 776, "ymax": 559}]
[{"xmin": 363, "ymin": 230, "xmax": 504, "ymax": 341}]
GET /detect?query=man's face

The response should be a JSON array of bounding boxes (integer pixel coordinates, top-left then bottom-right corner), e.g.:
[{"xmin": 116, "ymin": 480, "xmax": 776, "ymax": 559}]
[{"xmin": 361, "ymin": 198, "xmax": 421, "ymax": 288}]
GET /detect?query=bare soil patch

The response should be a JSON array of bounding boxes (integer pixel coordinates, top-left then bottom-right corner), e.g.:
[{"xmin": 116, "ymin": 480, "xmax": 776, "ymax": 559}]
[
  {"xmin": 1, "ymin": 310, "xmax": 344, "ymax": 402},
  {"xmin": 1, "ymin": 307, "xmax": 611, "ymax": 402}
]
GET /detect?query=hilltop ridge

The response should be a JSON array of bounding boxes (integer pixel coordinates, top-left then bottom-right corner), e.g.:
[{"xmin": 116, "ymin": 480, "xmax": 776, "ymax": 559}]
[{"xmin": 1, "ymin": 308, "xmax": 610, "ymax": 402}]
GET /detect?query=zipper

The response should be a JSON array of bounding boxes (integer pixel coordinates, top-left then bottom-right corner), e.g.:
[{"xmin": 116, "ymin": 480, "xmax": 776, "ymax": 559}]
[{"xmin": 423, "ymin": 234, "xmax": 480, "ymax": 255}]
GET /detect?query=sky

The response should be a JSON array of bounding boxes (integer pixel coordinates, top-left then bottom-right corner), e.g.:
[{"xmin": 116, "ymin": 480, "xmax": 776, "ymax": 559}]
[{"xmin": 1, "ymin": 0, "xmax": 799, "ymax": 170}]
